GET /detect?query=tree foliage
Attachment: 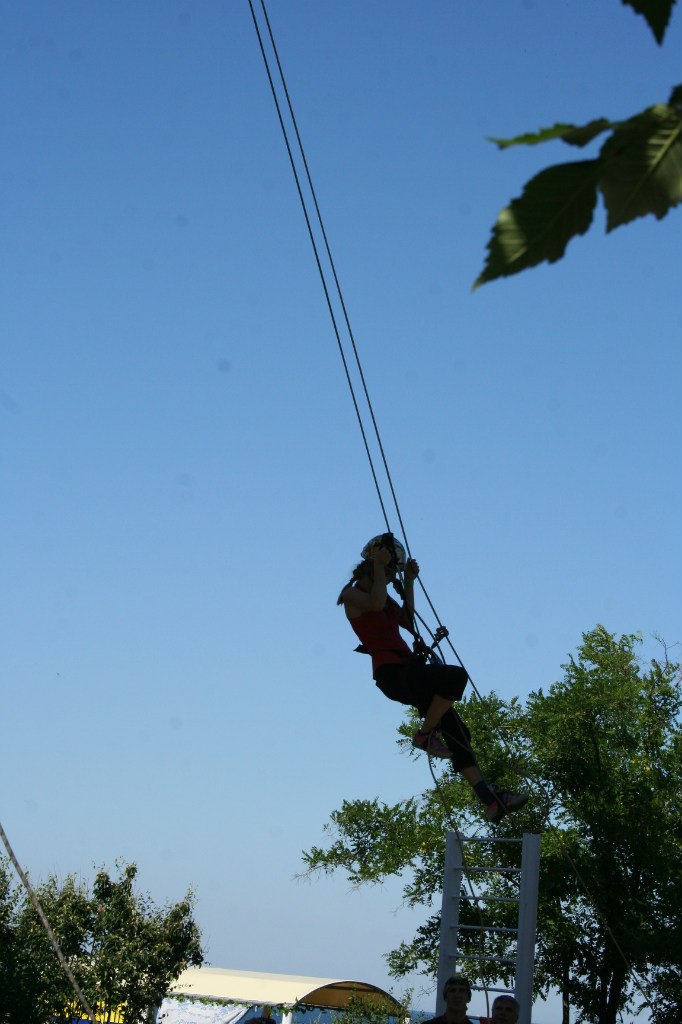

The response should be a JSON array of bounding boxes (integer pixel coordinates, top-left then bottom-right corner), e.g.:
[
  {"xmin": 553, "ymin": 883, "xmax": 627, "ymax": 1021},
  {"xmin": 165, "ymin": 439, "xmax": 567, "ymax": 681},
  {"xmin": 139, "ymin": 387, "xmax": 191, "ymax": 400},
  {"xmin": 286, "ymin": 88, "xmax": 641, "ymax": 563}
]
[
  {"xmin": 0, "ymin": 861, "xmax": 204, "ymax": 1024},
  {"xmin": 475, "ymin": 0, "xmax": 681, "ymax": 287},
  {"xmin": 301, "ymin": 627, "xmax": 682, "ymax": 1024}
]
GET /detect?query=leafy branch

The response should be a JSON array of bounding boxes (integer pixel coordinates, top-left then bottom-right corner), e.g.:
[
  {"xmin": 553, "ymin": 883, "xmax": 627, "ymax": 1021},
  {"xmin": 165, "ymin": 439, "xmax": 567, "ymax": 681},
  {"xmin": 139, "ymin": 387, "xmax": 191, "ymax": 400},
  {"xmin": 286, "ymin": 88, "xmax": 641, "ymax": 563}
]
[{"xmin": 474, "ymin": 0, "xmax": 681, "ymax": 287}]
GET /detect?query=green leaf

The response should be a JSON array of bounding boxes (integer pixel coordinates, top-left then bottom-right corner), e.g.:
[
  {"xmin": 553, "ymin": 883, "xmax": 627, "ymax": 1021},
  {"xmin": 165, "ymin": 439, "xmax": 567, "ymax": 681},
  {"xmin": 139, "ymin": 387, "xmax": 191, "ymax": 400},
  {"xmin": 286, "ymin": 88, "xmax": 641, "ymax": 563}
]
[
  {"xmin": 474, "ymin": 160, "xmax": 599, "ymax": 289},
  {"xmin": 489, "ymin": 124, "xmax": 577, "ymax": 149},
  {"xmin": 669, "ymin": 84, "xmax": 682, "ymax": 113},
  {"xmin": 562, "ymin": 119, "xmax": 617, "ymax": 148},
  {"xmin": 599, "ymin": 100, "xmax": 682, "ymax": 229},
  {"xmin": 490, "ymin": 119, "xmax": 614, "ymax": 150},
  {"xmin": 619, "ymin": 0, "xmax": 677, "ymax": 44}
]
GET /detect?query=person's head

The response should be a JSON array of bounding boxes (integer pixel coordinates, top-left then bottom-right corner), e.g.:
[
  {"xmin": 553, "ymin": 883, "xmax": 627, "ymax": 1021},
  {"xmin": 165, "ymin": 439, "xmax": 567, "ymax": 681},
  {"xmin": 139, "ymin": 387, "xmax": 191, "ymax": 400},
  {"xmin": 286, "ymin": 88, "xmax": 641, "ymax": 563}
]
[
  {"xmin": 361, "ymin": 532, "xmax": 406, "ymax": 574},
  {"xmin": 336, "ymin": 533, "xmax": 406, "ymax": 604},
  {"xmin": 491, "ymin": 995, "xmax": 519, "ymax": 1024},
  {"xmin": 442, "ymin": 975, "xmax": 472, "ymax": 1008}
]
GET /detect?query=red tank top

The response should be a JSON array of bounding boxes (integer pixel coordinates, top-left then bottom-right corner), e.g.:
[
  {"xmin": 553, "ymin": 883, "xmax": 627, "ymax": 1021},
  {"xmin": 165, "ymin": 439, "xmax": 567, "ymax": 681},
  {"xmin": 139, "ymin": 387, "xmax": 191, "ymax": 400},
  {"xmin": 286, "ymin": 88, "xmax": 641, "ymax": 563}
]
[{"xmin": 348, "ymin": 595, "xmax": 413, "ymax": 677}]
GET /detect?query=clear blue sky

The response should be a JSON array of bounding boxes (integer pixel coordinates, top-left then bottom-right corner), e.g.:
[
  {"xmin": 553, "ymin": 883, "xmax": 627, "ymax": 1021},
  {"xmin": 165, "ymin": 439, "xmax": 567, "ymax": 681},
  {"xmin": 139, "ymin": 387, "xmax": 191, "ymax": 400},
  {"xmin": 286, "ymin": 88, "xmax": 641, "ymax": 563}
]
[{"xmin": 2, "ymin": 2, "xmax": 680, "ymax": 1022}]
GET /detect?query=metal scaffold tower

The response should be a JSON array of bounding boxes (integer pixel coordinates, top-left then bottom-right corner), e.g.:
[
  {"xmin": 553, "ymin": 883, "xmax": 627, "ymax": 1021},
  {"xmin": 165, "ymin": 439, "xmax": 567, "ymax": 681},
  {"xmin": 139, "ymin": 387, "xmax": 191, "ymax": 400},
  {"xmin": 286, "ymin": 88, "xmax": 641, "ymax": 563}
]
[{"xmin": 435, "ymin": 831, "xmax": 541, "ymax": 1024}]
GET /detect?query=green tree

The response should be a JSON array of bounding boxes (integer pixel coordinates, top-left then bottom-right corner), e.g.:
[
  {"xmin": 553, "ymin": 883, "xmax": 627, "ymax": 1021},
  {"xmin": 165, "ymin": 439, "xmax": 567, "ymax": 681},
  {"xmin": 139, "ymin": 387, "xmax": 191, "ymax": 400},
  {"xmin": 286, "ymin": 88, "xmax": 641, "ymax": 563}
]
[
  {"xmin": 475, "ymin": 0, "xmax": 682, "ymax": 288},
  {"xmin": 302, "ymin": 627, "xmax": 682, "ymax": 1024},
  {"xmin": 0, "ymin": 861, "xmax": 204, "ymax": 1024}
]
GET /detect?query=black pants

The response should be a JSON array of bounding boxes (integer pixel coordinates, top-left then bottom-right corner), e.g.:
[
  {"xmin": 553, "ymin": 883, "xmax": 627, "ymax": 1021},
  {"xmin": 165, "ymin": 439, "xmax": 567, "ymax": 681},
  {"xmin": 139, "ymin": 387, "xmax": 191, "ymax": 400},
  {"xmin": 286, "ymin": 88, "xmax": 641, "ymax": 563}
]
[{"xmin": 375, "ymin": 661, "xmax": 476, "ymax": 770}]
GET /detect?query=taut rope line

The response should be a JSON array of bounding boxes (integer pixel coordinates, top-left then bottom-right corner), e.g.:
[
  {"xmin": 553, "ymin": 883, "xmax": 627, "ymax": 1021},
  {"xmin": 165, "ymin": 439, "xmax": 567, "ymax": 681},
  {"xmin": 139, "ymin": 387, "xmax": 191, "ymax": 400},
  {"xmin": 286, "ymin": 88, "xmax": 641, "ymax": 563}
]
[
  {"xmin": 254, "ymin": 0, "xmax": 413, "ymax": 554},
  {"xmin": 247, "ymin": 0, "xmax": 391, "ymax": 533}
]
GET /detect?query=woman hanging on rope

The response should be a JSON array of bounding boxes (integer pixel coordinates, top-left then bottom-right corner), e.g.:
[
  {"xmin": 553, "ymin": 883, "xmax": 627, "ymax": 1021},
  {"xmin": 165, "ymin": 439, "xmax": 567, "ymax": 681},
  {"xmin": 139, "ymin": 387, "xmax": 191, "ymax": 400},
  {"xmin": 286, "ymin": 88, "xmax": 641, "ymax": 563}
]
[{"xmin": 338, "ymin": 533, "xmax": 528, "ymax": 823}]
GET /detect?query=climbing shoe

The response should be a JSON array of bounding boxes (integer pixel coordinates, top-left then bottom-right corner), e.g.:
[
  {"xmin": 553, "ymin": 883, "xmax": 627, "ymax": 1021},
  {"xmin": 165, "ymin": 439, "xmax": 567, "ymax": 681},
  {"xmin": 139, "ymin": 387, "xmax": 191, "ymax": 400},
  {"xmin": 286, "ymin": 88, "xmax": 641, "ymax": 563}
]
[
  {"xmin": 485, "ymin": 787, "xmax": 529, "ymax": 823},
  {"xmin": 411, "ymin": 729, "xmax": 451, "ymax": 759}
]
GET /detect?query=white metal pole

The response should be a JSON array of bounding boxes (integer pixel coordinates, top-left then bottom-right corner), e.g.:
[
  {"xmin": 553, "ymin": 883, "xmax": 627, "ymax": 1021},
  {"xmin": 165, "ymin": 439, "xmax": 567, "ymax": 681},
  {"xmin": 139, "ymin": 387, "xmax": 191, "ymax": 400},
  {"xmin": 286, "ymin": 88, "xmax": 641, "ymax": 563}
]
[
  {"xmin": 435, "ymin": 831, "xmax": 464, "ymax": 1016},
  {"xmin": 514, "ymin": 834, "xmax": 541, "ymax": 1024}
]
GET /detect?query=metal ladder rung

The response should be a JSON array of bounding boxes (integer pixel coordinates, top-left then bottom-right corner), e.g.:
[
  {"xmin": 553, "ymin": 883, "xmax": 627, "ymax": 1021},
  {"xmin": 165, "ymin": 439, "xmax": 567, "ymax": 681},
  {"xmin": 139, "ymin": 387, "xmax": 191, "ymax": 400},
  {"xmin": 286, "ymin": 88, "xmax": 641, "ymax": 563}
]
[
  {"xmin": 454, "ymin": 953, "xmax": 516, "ymax": 965},
  {"xmin": 457, "ymin": 924, "xmax": 518, "ymax": 934},
  {"xmin": 462, "ymin": 866, "xmax": 521, "ymax": 874},
  {"xmin": 460, "ymin": 836, "xmax": 522, "ymax": 844},
  {"xmin": 461, "ymin": 895, "xmax": 519, "ymax": 903}
]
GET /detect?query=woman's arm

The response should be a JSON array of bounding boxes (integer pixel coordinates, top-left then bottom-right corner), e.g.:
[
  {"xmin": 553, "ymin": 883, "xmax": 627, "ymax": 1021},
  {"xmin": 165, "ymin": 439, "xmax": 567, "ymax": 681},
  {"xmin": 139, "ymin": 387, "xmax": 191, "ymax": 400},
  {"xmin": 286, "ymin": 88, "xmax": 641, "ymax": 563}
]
[
  {"xmin": 399, "ymin": 558, "xmax": 419, "ymax": 628},
  {"xmin": 343, "ymin": 547, "xmax": 391, "ymax": 617}
]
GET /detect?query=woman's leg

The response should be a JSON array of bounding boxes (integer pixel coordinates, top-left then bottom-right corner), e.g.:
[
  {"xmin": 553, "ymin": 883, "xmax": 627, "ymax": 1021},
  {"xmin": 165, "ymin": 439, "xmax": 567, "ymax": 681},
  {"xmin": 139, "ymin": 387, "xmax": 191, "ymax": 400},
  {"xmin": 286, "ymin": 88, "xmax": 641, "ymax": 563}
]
[
  {"xmin": 376, "ymin": 663, "xmax": 459, "ymax": 757},
  {"xmin": 412, "ymin": 664, "xmax": 468, "ymax": 733},
  {"xmin": 440, "ymin": 708, "xmax": 530, "ymax": 821},
  {"xmin": 376, "ymin": 664, "xmax": 529, "ymax": 820},
  {"xmin": 421, "ymin": 694, "xmax": 454, "ymax": 732}
]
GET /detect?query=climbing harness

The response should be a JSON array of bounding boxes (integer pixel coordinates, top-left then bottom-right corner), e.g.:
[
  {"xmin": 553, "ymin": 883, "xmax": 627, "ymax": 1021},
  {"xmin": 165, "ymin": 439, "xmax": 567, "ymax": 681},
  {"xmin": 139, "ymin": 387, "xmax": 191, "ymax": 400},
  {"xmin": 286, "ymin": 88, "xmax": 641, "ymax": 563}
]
[{"xmin": 413, "ymin": 626, "xmax": 449, "ymax": 663}]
